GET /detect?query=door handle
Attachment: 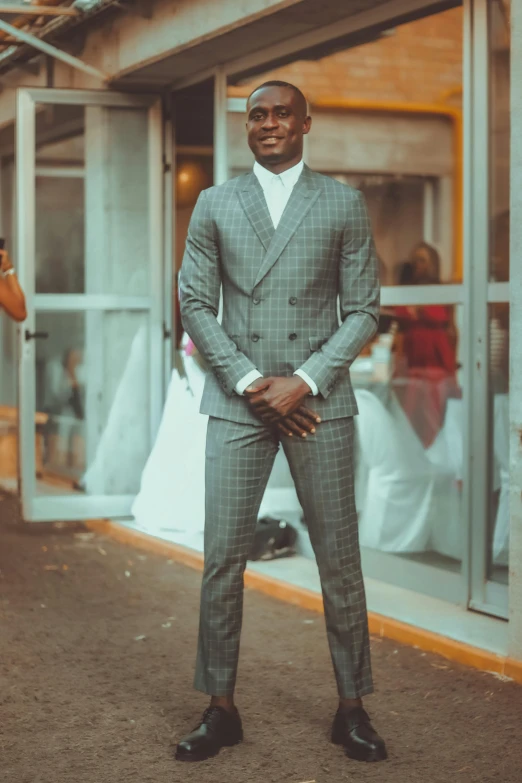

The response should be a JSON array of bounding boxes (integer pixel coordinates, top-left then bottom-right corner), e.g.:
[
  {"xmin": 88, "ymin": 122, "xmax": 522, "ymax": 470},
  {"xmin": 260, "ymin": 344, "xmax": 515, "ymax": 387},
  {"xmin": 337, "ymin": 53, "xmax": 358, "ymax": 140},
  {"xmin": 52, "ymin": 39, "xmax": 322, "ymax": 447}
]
[{"xmin": 24, "ymin": 330, "xmax": 49, "ymax": 341}]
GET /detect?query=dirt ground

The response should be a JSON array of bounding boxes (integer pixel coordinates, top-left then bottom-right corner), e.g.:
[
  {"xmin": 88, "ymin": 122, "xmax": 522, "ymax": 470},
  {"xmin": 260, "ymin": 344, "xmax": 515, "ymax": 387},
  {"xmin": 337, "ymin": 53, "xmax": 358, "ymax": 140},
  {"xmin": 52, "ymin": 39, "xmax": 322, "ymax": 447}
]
[{"xmin": 1, "ymin": 492, "xmax": 521, "ymax": 783}]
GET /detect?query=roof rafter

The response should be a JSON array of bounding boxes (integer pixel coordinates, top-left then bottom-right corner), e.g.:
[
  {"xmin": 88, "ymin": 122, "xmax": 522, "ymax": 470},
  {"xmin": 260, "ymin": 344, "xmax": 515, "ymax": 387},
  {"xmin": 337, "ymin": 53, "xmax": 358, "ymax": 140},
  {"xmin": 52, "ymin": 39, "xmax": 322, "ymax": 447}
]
[
  {"xmin": 0, "ymin": 16, "xmax": 107, "ymax": 80},
  {"xmin": 0, "ymin": 5, "xmax": 79, "ymax": 15}
]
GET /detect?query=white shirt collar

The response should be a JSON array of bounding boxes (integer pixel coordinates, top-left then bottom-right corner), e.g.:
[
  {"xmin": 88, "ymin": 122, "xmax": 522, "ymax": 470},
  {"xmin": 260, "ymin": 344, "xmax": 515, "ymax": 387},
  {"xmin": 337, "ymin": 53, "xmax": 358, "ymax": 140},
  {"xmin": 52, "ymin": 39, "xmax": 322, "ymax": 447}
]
[{"xmin": 253, "ymin": 159, "xmax": 304, "ymax": 190}]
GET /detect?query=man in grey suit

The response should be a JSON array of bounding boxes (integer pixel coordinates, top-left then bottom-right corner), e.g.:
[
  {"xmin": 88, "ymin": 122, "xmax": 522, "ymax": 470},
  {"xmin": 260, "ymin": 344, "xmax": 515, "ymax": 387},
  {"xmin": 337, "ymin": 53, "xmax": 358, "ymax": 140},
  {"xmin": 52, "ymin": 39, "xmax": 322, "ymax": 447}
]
[{"xmin": 176, "ymin": 80, "xmax": 387, "ymax": 764}]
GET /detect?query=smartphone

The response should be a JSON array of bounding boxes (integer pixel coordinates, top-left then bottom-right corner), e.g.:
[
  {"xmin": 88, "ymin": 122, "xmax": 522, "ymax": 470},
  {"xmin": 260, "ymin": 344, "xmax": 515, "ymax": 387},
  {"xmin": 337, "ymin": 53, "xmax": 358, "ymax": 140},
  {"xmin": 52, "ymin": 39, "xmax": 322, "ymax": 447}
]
[{"xmin": 0, "ymin": 238, "xmax": 5, "ymax": 251}]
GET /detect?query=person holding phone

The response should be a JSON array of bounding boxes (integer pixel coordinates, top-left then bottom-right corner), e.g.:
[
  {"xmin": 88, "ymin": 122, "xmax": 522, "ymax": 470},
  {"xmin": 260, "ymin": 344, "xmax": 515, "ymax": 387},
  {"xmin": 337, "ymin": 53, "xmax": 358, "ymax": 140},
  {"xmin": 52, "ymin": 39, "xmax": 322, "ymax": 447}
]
[{"xmin": 0, "ymin": 241, "xmax": 27, "ymax": 322}]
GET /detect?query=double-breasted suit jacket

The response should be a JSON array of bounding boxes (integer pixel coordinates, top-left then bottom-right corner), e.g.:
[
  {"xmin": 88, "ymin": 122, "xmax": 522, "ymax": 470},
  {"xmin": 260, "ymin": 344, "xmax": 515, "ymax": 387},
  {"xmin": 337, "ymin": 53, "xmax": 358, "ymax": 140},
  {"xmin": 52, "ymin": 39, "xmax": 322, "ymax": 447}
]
[
  {"xmin": 179, "ymin": 164, "xmax": 380, "ymax": 699},
  {"xmin": 179, "ymin": 164, "xmax": 380, "ymax": 422}
]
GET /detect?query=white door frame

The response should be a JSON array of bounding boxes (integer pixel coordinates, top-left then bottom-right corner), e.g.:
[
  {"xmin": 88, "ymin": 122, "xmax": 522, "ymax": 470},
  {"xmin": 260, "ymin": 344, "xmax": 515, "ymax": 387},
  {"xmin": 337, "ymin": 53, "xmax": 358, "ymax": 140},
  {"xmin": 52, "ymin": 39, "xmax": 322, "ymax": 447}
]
[{"xmin": 17, "ymin": 87, "xmax": 164, "ymax": 522}]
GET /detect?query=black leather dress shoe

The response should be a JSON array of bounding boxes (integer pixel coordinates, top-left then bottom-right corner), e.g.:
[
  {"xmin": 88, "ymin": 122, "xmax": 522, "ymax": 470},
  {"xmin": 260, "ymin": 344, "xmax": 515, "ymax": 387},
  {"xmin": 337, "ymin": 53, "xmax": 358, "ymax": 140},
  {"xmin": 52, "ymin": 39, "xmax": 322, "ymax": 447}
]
[
  {"xmin": 175, "ymin": 706, "xmax": 243, "ymax": 762},
  {"xmin": 331, "ymin": 706, "xmax": 387, "ymax": 762}
]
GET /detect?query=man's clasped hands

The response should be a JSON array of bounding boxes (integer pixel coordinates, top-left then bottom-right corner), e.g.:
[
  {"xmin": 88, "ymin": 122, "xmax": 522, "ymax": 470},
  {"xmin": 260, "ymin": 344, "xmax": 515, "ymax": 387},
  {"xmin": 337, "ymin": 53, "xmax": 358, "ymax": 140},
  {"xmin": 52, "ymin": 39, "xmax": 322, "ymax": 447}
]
[{"xmin": 244, "ymin": 376, "xmax": 321, "ymax": 438}]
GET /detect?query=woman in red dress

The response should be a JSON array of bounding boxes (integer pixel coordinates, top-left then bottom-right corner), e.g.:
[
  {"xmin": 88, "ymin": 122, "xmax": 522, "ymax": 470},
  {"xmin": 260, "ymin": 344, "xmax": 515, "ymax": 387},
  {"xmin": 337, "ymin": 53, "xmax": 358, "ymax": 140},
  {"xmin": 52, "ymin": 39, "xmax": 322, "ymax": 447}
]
[{"xmin": 393, "ymin": 243, "xmax": 459, "ymax": 448}]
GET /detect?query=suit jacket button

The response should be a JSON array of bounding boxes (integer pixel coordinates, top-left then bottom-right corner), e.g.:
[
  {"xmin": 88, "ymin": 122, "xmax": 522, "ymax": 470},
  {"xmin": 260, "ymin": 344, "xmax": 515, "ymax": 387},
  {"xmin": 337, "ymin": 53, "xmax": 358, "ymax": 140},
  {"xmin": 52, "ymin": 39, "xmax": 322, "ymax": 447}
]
[
  {"xmin": 289, "ymin": 333, "xmax": 297, "ymax": 341},
  {"xmin": 253, "ymin": 297, "xmax": 261, "ymax": 305},
  {"xmin": 289, "ymin": 297, "xmax": 297, "ymax": 305},
  {"xmin": 251, "ymin": 333, "xmax": 260, "ymax": 342}
]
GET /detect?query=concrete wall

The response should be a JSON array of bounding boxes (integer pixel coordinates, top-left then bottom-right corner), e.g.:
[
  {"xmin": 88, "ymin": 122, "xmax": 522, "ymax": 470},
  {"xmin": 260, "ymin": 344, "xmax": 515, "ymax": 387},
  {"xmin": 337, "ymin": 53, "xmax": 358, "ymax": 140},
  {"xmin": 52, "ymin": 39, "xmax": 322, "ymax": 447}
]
[
  {"xmin": 508, "ymin": 0, "xmax": 522, "ymax": 659},
  {"xmin": 228, "ymin": 109, "xmax": 454, "ymax": 176}
]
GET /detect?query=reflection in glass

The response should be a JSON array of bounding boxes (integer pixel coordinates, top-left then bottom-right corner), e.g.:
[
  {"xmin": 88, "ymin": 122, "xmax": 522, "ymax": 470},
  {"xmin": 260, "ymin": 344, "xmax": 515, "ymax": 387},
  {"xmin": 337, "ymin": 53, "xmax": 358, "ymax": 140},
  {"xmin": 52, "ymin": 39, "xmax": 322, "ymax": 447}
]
[
  {"xmin": 33, "ymin": 104, "xmax": 151, "ymax": 298},
  {"xmin": 35, "ymin": 311, "xmax": 150, "ymax": 496},
  {"xmin": 488, "ymin": 304, "xmax": 509, "ymax": 583},
  {"xmin": 351, "ymin": 298, "xmax": 464, "ymax": 568},
  {"xmin": 35, "ymin": 104, "xmax": 85, "ymax": 295},
  {"xmin": 174, "ymin": 153, "xmax": 214, "ymax": 347},
  {"xmin": 487, "ymin": 0, "xmax": 510, "ymax": 585},
  {"xmin": 336, "ymin": 175, "xmax": 434, "ymax": 287},
  {"xmin": 390, "ymin": 243, "xmax": 459, "ymax": 448},
  {"xmin": 84, "ymin": 106, "xmax": 150, "ymax": 297},
  {"xmin": 35, "ymin": 176, "xmax": 85, "ymax": 295}
]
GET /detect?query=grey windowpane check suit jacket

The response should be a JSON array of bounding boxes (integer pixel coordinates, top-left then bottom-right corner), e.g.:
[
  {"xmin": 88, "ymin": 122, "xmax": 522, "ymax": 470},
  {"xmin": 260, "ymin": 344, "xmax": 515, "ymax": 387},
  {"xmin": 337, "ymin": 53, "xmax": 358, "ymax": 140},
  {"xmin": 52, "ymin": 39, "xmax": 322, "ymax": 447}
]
[{"xmin": 179, "ymin": 164, "xmax": 380, "ymax": 425}]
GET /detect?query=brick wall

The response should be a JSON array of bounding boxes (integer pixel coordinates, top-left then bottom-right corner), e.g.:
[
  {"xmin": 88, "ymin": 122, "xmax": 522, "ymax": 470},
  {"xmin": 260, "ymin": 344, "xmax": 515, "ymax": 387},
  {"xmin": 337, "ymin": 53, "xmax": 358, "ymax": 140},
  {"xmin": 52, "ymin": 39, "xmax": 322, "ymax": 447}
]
[{"xmin": 229, "ymin": 6, "xmax": 463, "ymax": 108}]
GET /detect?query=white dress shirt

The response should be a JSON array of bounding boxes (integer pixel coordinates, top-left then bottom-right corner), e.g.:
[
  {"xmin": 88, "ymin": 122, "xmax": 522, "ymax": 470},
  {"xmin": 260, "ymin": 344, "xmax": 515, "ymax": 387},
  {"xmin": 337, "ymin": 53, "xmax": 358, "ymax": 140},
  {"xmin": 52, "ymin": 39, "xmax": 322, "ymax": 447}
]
[{"xmin": 234, "ymin": 159, "xmax": 319, "ymax": 397}]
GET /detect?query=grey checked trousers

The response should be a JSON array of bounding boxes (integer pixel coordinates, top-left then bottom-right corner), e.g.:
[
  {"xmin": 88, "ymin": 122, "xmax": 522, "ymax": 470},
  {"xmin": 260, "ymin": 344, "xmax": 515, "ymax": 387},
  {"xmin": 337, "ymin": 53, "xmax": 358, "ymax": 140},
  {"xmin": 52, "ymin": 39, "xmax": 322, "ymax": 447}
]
[{"xmin": 193, "ymin": 415, "xmax": 374, "ymax": 700}]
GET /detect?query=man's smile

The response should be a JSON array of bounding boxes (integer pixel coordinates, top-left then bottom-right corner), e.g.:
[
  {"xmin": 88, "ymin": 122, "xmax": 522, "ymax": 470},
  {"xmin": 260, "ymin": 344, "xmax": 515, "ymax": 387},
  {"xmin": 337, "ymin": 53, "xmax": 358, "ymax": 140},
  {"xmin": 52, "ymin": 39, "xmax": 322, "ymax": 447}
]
[{"xmin": 259, "ymin": 135, "xmax": 283, "ymax": 145}]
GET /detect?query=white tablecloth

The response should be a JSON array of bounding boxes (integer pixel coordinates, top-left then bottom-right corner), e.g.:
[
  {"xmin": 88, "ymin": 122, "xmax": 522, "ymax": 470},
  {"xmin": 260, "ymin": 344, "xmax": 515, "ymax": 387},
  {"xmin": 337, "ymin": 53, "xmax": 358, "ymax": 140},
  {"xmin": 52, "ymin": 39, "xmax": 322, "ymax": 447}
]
[{"xmin": 131, "ymin": 359, "xmax": 509, "ymax": 566}]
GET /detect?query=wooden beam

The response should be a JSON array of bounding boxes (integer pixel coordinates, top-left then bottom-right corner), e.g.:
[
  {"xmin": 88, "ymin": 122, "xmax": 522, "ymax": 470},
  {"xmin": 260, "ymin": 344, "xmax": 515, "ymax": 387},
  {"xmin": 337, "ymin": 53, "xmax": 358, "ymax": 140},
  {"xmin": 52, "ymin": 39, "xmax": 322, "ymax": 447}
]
[{"xmin": 0, "ymin": 5, "xmax": 79, "ymax": 16}]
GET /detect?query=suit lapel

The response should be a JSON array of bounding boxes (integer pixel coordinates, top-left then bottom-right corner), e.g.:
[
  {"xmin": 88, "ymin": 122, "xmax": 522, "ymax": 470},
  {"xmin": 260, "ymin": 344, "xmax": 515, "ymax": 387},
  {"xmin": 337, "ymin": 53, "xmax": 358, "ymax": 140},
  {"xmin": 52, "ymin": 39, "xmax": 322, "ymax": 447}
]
[
  {"xmin": 237, "ymin": 173, "xmax": 274, "ymax": 251},
  {"xmin": 253, "ymin": 165, "xmax": 322, "ymax": 289}
]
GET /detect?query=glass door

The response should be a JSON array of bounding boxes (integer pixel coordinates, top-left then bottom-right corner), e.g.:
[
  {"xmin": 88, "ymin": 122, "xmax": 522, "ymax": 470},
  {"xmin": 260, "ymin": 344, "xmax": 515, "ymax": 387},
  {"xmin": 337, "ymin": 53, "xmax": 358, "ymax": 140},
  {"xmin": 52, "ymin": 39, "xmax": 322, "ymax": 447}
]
[{"xmin": 16, "ymin": 88, "xmax": 163, "ymax": 522}]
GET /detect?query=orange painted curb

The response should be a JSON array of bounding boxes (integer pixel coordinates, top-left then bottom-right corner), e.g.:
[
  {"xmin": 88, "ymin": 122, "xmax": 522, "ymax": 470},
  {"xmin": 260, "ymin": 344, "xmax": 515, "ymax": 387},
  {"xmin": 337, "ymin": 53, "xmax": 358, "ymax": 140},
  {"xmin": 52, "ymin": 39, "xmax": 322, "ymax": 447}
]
[
  {"xmin": 86, "ymin": 520, "xmax": 522, "ymax": 686},
  {"xmin": 505, "ymin": 657, "xmax": 522, "ymax": 682}
]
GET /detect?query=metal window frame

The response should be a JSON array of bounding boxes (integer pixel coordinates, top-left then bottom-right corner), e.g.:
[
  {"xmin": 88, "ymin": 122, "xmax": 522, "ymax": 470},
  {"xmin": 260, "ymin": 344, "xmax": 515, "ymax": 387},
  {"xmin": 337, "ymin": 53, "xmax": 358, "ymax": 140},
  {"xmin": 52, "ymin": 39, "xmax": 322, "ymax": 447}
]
[
  {"xmin": 467, "ymin": 0, "xmax": 490, "ymax": 613},
  {"xmin": 35, "ymin": 166, "xmax": 85, "ymax": 178},
  {"xmin": 163, "ymin": 98, "xmax": 174, "ymax": 398},
  {"xmin": 465, "ymin": 0, "xmax": 509, "ymax": 619},
  {"xmin": 16, "ymin": 87, "xmax": 164, "ymax": 522},
  {"xmin": 214, "ymin": 67, "xmax": 228, "ymax": 186}
]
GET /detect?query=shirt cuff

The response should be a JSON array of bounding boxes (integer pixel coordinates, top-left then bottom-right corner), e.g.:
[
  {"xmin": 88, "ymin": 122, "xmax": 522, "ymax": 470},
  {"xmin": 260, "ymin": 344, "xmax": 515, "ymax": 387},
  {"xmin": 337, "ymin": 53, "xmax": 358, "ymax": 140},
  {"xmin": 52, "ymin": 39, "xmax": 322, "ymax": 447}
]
[
  {"xmin": 294, "ymin": 369, "xmax": 319, "ymax": 396},
  {"xmin": 235, "ymin": 369, "xmax": 263, "ymax": 396}
]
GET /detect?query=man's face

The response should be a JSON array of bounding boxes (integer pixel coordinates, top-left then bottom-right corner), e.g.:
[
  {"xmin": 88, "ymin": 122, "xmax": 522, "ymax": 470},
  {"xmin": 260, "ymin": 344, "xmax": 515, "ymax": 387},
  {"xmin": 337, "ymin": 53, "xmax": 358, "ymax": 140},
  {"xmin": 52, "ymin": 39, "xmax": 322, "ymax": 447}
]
[{"xmin": 246, "ymin": 85, "xmax": 311, "ymax": 169}]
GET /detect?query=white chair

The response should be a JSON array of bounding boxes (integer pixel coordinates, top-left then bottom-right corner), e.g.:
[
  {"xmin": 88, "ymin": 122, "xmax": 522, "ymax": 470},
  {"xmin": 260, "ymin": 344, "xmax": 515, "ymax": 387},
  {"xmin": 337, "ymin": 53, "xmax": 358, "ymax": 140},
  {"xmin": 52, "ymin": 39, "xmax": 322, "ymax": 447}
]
[
  {"xmin": 425, "ymin": 394, "xmax": 509, "ymax": 565},
  {"xmin": 354, "ymin": 388, "xmax": 460, "ymax": 554},
  {"xmin": 425, "ymin": 398, "xmax": 464, "ymax": 560}
]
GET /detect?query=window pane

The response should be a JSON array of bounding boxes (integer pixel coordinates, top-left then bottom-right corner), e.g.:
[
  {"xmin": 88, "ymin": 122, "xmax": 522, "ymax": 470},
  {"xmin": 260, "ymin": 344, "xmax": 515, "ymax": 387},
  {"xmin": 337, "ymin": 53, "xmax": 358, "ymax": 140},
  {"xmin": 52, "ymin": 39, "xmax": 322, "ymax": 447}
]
[
  {"xmin": 33, "ymin": 104, "xmax": 152, "ymax": 297},
  {"xmin": 353, "ymin": 303, "xmax": 464, "ymax": 567},
  {"xmin": 34, "ymin": 104, "xmax": 85, "ymax": 295},
  {"xmin": 34, "ymin": 310, "xmax": 150, "ymax": 496},
  {"xmin": 35, "ymin": 176, "xmax": 85, "ymax": 295},
  {"xmin": 84, "ymin": 106, "xmax": 151, "ymax": 296},
  {"xmin": 488, "ymin": 302, "xmax": 509, "ymax": 582}
]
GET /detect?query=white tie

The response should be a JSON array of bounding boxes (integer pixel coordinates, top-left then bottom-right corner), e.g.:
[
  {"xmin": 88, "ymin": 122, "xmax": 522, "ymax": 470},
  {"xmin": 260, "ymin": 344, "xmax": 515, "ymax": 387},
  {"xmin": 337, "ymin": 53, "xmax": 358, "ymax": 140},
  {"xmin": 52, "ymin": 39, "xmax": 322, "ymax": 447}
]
[{"xmin": 267, "ymin": 175, "xmax": 288, "ymax": 229}]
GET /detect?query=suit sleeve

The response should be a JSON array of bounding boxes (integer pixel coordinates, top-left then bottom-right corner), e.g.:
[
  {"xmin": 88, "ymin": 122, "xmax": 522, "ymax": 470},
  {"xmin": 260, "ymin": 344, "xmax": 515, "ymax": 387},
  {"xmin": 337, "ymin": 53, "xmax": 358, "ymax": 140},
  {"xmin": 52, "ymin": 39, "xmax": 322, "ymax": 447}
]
[
  {"xmin": 179, "ymin": 189, "xmax": 259, "ymax": 396},
  {"xmin": 296, "ymin": 190, "xmax": 380, "ymax": 398}
]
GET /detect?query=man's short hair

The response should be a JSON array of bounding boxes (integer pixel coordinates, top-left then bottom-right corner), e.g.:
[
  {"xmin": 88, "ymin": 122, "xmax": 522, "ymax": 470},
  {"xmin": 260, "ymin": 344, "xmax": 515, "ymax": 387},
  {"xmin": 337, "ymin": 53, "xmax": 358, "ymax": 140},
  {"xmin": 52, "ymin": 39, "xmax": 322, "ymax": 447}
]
[{"xmin": 247, "ymin": 80, "xmax": 308, "ymax": 115}]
